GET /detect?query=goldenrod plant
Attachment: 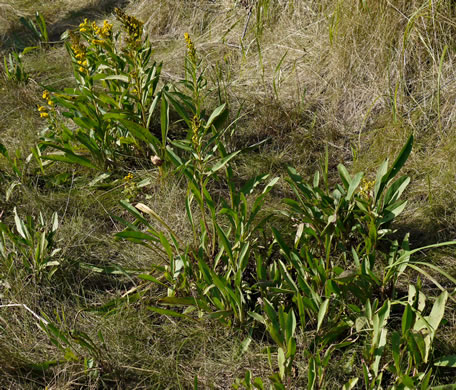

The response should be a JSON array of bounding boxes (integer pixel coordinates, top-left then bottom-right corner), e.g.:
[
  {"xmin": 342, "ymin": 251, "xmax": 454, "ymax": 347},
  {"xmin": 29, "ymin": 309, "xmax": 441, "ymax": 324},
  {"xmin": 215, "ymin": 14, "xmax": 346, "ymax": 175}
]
[{"xmin": 39, "ymin": 10, "xmax": 164, "ymax": 171}]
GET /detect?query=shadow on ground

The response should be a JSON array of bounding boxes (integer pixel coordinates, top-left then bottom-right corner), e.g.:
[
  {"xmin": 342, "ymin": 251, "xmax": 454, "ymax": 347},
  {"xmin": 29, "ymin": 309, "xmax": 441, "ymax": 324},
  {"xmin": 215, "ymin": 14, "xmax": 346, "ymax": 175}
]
[{"xmin": 0, "ymin": 0, "xmax": 129, "ymax": 51}]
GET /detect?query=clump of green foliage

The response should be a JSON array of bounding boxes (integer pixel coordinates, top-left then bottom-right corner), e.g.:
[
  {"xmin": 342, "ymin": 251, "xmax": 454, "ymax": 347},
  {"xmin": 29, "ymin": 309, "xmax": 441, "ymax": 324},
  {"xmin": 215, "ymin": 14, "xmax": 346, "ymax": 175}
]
[
  {"xmin": 39, "ymin": 10, "xmax": 164, "ymax": 171},
  {"xmin": 114, "ymin": 31, "xmax": 456, "ymax": 389}
]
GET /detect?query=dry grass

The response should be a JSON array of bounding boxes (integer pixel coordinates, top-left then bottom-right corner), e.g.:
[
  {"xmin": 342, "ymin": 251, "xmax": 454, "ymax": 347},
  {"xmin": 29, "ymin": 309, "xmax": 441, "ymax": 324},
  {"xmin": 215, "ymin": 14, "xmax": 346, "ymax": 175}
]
[{"xmin": 1, "ymin": 0, "xmax": 456, "ymax": 388}]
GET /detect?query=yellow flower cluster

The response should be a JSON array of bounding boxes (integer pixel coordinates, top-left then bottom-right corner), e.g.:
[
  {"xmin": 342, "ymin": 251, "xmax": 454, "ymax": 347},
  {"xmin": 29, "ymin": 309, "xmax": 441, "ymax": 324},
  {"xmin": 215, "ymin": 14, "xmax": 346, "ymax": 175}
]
[
  {"xmin": 38, "ymin": 105, "xmax": 48, "ymax": 118},
  {"xmin": 79, "ymin": 18, "xmax": 90, "ymax": 33},
  {"xmin": 70, "ymin": 32, "xmax": 88, "ymax": 73},
  {"xmin": 359, "ymin": 178, "xmax": 375, "ymax": 200},
  {"xmin": 42, "ymin": 90, "xmax": 53, "ymax": 106},
  {"xmin": 123, "ymin": 172, "xmax": 134, "ymax": 181},
  {"xmin": 91, "ymin": 39, "xmax": 105, "ymax": 46},
  {"xmin": 38, "ymin": 90, "xmax": 54, "ymax": 119},
  {"xmin": 94, "ymin": 20, "xmax": 113, "ymax": 39},
  {"xmin": 184, "ymin": 33, "xmax": 196, "ymax": 63},
  {"xmin": 191, "ymin": 115, "xmax": 200, "ymax": 147},
  {"xmin": 114, "ymin": 8, "xmax": 143, "ymax": 44},
  {"xmin": 79, "ymin": 18, "xmax": 112, "ymax": 45}
]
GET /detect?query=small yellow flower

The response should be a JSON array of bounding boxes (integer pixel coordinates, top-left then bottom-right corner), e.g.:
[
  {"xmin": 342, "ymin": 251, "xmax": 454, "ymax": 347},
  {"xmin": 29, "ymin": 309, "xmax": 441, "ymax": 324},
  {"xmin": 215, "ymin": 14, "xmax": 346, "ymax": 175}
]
[
  {"xmin": 42, "ymin": 90, "xmax": 50, "ymax": 100},
  {"xmin": 114, "ymin": 8, "xmax": 143, "ymax": 44},
  {"xmin": 184, "ymin": 33, "xmax": 196, "ymax": 63},
  {"xmin": 123, "ymin": 172, "xmax": 134, "ymax": 181},
  {"xmin": 100, "ymin": 20, "xmax": 113, "ymax": 38},
  {"xmin": 79, "ymin": 18, "xmax": 91, "ymax": 33},
  {"xmin": 359, "ymin": 178, "xmax": 375, "ymax": 200},
  {"xmin": 38, "ymin": 105, "xmax": 47, "ymax": 112},
  {"xmin": 47, "ymin": 100, "xmax": 53, "ymax": 106},
  {"xmin": 40, "ymin": 112, "xmax": 49, "ymax": 118},
  {"xmin": 191, "ymin": 115, "xmax": 200, "ymax": 146},
  {"xmin": 70, "ymin": 32, "xmax": 87, "ymax": 69}
]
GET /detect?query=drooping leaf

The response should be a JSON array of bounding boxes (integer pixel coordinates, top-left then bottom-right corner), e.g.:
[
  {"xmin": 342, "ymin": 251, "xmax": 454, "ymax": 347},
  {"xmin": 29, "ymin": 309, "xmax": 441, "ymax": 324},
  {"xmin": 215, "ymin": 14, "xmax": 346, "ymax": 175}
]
[{"xmin": 317, "ymin": 299, "xmax": 330, "ymax": 332}]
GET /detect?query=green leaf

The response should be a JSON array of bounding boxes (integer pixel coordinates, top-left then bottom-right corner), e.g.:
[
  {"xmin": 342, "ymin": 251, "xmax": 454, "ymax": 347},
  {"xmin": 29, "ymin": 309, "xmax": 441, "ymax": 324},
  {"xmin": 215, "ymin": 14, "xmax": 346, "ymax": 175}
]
[
  {"xmin": 271, "ymin": 227, "xmax": 291, "ymax": 257},
  {"xmin": 119, "ymin": 119, "xmax": 160, "ymax": 150},
  {"xmin": 119, "ymin": 200, "xmax": 150, "ymax": 226},
  {"xmin": 101, "ymin": 74, "xmax": 129, "ymax": 82},
  {"xmin": 263, "ymin": 299, "xmax": 283, "ymax": 345},
  {"xmin": 383, "ymin": 175, "xmax": 410, "ymax": 207},
  {"xmin": 401, "ymin": 375, "xmax": 415, "ymax": 388},
  {"xmin": 253, "ymin": 377, "xmax": 264, "ymax": 389},
  {"xmin": 208, "ymin": 150, "xmax": 241, "ymax": 175},
  {"xmin": 434, "ymin": 355, "xmax": 456, "ymax": 368},
  {"xmin": 317, "ymin": 299, "xmax": 330, "ymax": 332},
  {"xmin": 413, "ymin": 290, "xmax": 448, "ymax": 335},
  {"xmin": 421, "ymin": 370, "xmax": 433, "ymax": 390},
  {"xmin": 41, "ymin": 146, "xmax": 97, "ymax": 170},
  {"xmin": 342, "ymin": 378, "xmax": 359, "ymax": 390},
  {"xmin": 373, "ymin": 160, "xmax": 388, "ymax": 203},
  {"xmin": 347, "ymin": 172, "xmax": 363, "ymax": 200},
  {"xmin": 238, "ymin": 242, "xmax": 250, "ymax": 273},
  {"xmin": 402, "ymin": 303, "xmax": 415, "ymax": 335},
  {"xmin": 375, "ymin": 134, "xmax": 413, "ymax": 202},
  {"xmin": 391, "ymin": 331, "xmax": 401, "ymax": 372},
  {"xmin": 79, "ymin": 262, "xmax": 131, "ymax": 276},
  {"xmin": 36, "ymin": 12, "xmax": 48, "ymax": 41},
  {"xmin": 427, "ymin": 290, "xmax": 448, "ymax": 332},
  {"xmin": 248, "ymin": 311, "xmax": 266, "ymax": 325},
  {"xmin": 0, "ymin": 143, "xmax": 8, "ymax": 158},
  {"xmin": 102, "ymin": 112, "xmax": 129, "ymax": 121},
  {"xmin": 215, "ymin": 223, "xmax": 233, "ymax": 263},
  {"xmin": 13, "ymin": 207, "xmax": 28, "ymax": 240},
  {"xmin": 286, "ymin": 309, "xmax": 296, "ymax": 340},
  {"xmin": 409, "ymin": 330, "xmax": 427, "ymax": 363},
  {"xmin": 147, "ymin": 306, "xmax": 197, "ymax": 321},
  {"xmin": 137, "ymin": 274, "xmax": 168, "ymax": 287},
  {"xmin": 372, "ymin": 328, "xmax": 387, "ymax": 376},
  {"xmin": 205, "ymin": 103, "xmax": 226, "ymax": 130},
  {"xmin": 385, "ymin": 134, "xmax": 413, "ymax": 185},
  {"xmin": 160, "ymin": 96, "xmax": 169, "ymax": 149},
  {"xmin": 135, "ymin": 203, "xmax": 177, "ymax": 239},
  {"xmin": 380, "ymin": 200, "xmax": 407, "ymax": 225},
  {"xmin": 337, "ymin": 164, "xmax": 351, "ymax": 189},
  {"xmin": 163, "ymin": 91, "xmax": 191, "ymax": 126},
  {"xmin": 159, "ymin": 296, "xmax": 198, "ymax": 306},
  {"xmin": 277, "ymin": 347, "xmax": 285, "ymax": 380},
  {"xmin": 307, "ymin": 357, "xmax": 316, "ymax": 390},
  {"xmin": 240, "ymin": 174, "xmax": 269, "ymax": 197},
  {"xmin": 115, "ymin": 230, "xmax": 158, "ymax": 242}
]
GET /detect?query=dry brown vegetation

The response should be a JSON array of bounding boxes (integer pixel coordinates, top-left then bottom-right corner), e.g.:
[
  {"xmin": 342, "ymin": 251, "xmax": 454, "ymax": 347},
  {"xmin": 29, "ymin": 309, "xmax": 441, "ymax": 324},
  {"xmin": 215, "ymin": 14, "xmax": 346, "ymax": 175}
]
[{"xmin": 1, "ymin": 1, "xmax": 456, "ymax": 388}]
